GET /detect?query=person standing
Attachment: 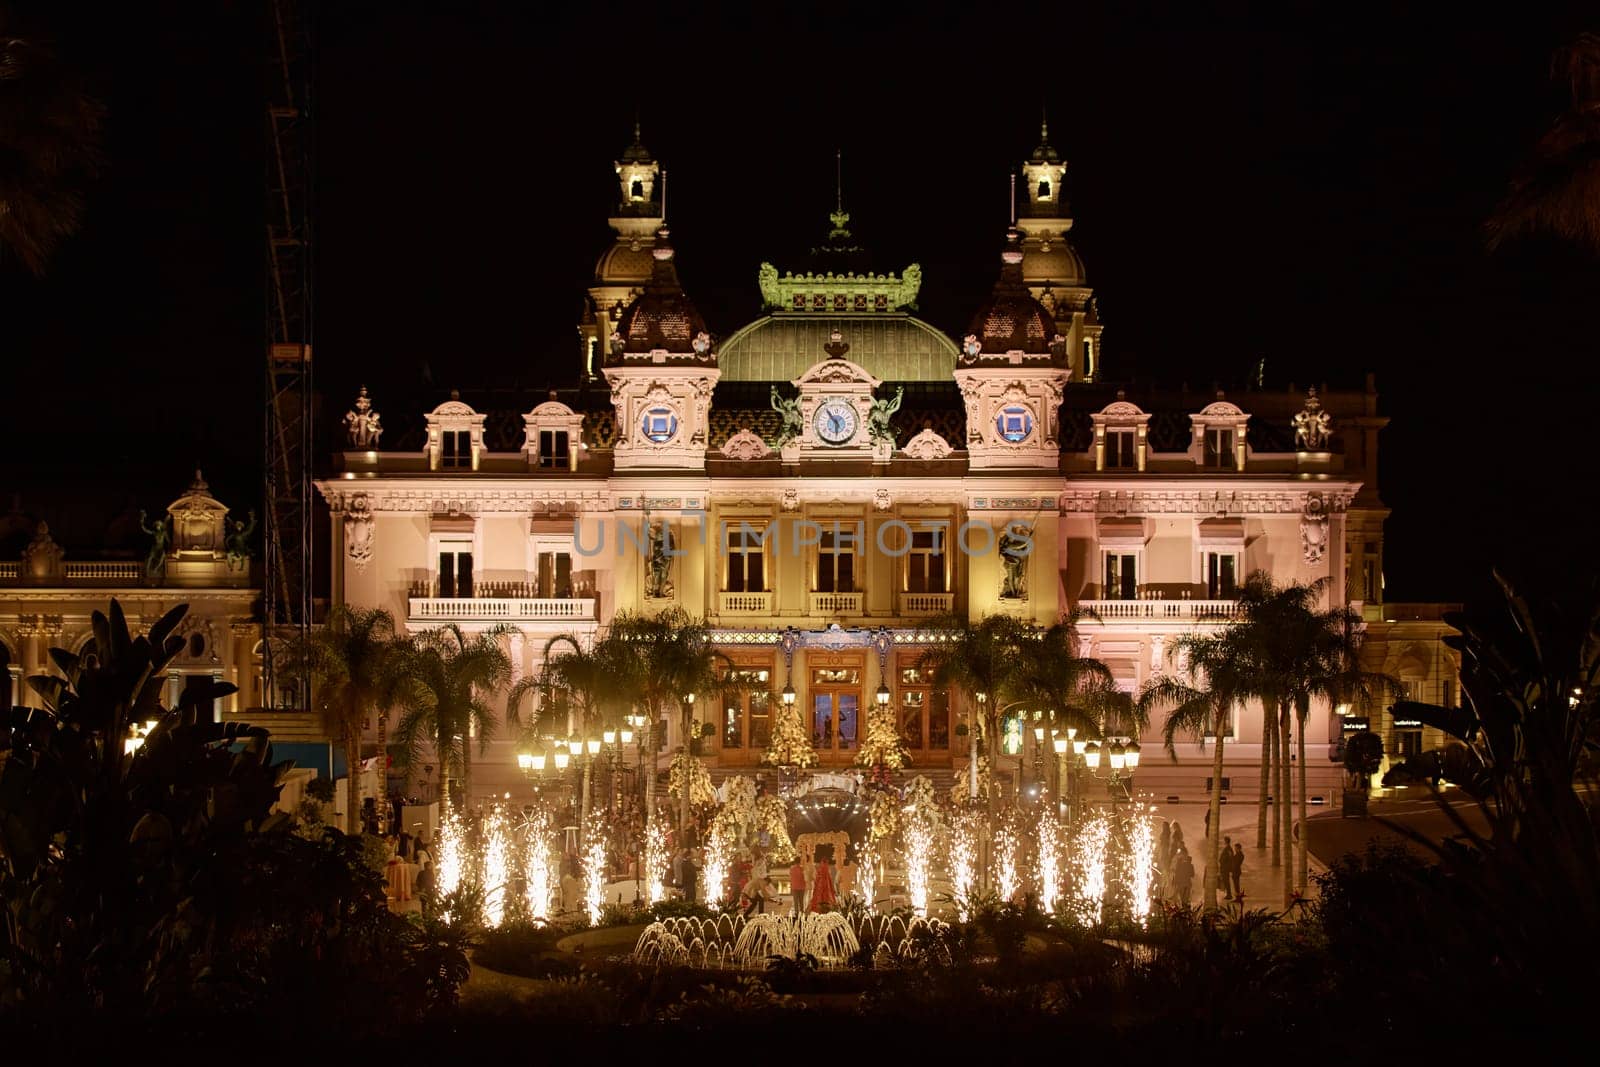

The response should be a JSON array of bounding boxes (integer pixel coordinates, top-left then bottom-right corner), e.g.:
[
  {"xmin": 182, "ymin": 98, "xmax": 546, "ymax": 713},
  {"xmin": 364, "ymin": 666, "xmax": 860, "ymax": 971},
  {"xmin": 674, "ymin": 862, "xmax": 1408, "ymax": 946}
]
[
  {"xmin": 810, "ymin": 854, "xmax": 837, "ymax": 912},
  {"xmin": 789, "ymin": 857, "xmax": 806, "ymax": 917},
  {"xmin": 1230, "ymin": 842, "xmax": 1245, "ymax": 900},
  {"xmin": 802, "ymin": 854, "xmax": 817, "ymax": 913},
  {"xmin": 1173, "ymin": 846, "xmax": 1194, "ymax": 906},
  {"xmin": 1219, "ymin": 836, "xmax": 1235, "ymax": 899}
]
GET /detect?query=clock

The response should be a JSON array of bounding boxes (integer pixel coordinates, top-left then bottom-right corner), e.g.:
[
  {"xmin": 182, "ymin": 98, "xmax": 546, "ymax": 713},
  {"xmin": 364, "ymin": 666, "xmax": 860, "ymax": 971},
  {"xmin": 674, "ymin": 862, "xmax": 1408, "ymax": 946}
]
[
  {"xmin": 996, "ymin": 404, "xmax": 1034, "ymax": 443},
  {"xmin": 813, "ymin": 399, "xmax": 860, "ymax": 445},
  {"xmin": 640, "ymin": 406, "xmax": 679, "ymax": 444}
]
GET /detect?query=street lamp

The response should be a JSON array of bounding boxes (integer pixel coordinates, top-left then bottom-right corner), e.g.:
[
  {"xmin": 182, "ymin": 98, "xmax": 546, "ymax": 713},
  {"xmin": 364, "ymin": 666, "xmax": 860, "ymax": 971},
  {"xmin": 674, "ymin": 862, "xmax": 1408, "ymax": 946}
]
[
  {"xmin": 554, "ymin": 749, "xmax": 571, "ymax": 771},
  {"xmin": 603, "ymin": 729, "xmax": 617, "ymax": 746},
  {"xmin": 782, "ymin": 683, "xmax": 796, "ymax": 707},
  {"xmin": 876, "ymin": 682, "xmax": 891, "ymax": 708}
]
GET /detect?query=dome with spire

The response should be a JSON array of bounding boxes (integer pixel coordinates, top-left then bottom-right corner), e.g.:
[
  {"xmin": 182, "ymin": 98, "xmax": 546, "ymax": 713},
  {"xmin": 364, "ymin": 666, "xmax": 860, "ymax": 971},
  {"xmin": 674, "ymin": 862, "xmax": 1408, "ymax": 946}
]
[
  {"xmin": 963, "ymin": 227, "xmax": 1064, "ymax": 363},
  {"xmin": 609, "ymin": 226, "xmax": 710, "ymax": 361}
]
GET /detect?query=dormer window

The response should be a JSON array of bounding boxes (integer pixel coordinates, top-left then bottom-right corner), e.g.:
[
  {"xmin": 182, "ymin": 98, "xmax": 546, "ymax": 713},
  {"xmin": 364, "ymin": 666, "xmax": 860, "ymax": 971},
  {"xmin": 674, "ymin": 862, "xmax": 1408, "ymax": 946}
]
[
  {"xmin": 538, "ymin": 430, "xmax": 569, "ymax": 469},
  {"xmin": 1204, "ymin": 428, "xmax": 1235, "ymax": 469},
  {"xmin": 1037, "ymin": 178, "xmax": 1052, "ymax": 200},
  {"xmin": 441, "ymin": 431, "xmax": 472, "ymax": 468},
  {"xmin": 630, "ymin": 178, "xmax": 645, "ymax": 200},
  {"xmin": 1105, "ymin": 429, "xmax": 1136, "ymax": 470}
]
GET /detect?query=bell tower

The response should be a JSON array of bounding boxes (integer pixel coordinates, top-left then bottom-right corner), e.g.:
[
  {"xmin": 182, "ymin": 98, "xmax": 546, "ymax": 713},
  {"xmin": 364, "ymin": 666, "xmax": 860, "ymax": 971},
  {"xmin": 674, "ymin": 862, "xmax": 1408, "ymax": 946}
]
[
  {"xmin": 581, "ymin": 120, "xmax": 664, "ymax": 379},
  {"xmin": 1015, "ymin": 112, "xmax": 1102, "ymax": 382}
]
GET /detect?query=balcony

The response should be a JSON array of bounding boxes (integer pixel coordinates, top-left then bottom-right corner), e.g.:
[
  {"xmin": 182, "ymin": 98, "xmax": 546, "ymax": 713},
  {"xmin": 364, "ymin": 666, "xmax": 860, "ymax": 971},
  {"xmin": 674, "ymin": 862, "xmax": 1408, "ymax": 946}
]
[
  {"xmin": 408, "ymin": 597, "xmax": 596, "ymax": 622},
  {"xmin": 900, "ymin": 592, "xmax": 954, "ymax": 616},
  {"xmin": 810, "ymin": 591, "xmax": 864, "ymax": 616},
  {"xmin": 718, "ymin": 590, "xmax": 774, "ymax": 615},
  {"xmin": 1, "ymin": 560, "xmax": 146, "ymax": 585},
  {"xmin": 1079, "ymin": 599, "xmax": 1241, "ymax": 623}
]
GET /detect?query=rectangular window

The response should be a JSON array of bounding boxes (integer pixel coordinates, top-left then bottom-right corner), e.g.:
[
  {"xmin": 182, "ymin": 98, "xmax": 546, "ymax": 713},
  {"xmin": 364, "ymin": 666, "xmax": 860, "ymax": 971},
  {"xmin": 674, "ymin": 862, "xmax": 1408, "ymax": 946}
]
[
  {"xmin": 1202, "ymin": 706, "xmax": 1238, "ymax": 739},
  {"xmin": 1083, "ymin": 339, "xmax": 1095, "ymax": 378},
  {"xmin": 1393, "ymin": 729, "xmax": 1422, "ymax": 759},
  {"xmin": 1104, "ymin": 429, "xmax": 1136, "ymax": 470},
  {"xmin": 535, "ymin": 550, "xmax": 572, "ymax": 598},
  {"xmin": 538, "ymin": 430, "xmax": 569, "ymax": 469},
  {"xmin": 1203, "ymin": 428, "xmax": 1235, "ymax": 469},
  {"xmin": 1104, "ymin": 553, "xmax": 1137, "ymax": 600},
  {"xmin": 725, "ymin": 525, "xmax": 767, "ymax": 593},
  {"xmin": 1206, "ymin": 552, "xmax": 1238, "ymax": 599},
  {"xmin": 1363, "ymin": 560, "xmax": 1379, "ymax": 602},
  {"xmin": 438, "ymin": 547, "xmax": 473, "ymax": 598},
  {"xmin": 441, "ymin": 430, "xmax": 472, "ymax": 468},
  {"xmin": 817, "ymin": 527, "xmax": 856, "ymax": 593},
  {"xmin": 906, "ymin": 530, "xmax": 946, "ymax": 594}
]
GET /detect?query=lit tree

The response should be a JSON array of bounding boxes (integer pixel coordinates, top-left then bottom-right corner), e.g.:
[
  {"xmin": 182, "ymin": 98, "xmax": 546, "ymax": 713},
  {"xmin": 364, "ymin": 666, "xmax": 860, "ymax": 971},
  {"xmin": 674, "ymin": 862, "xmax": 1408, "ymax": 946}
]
[
  {"xmin": 761, "ymin": 701, "xmax": 818, "ymax": 768},
  {"xmin": 855, "ymin": 701, "xmax": 909, "ymax": 771}
]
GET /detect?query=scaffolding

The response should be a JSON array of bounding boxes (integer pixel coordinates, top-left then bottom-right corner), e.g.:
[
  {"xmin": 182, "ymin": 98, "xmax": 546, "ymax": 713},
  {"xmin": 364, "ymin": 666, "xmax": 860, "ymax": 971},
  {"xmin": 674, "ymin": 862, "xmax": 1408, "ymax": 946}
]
[{"xmin": 263, "ymin": 0, "xmax": 313, "ymax": 706}]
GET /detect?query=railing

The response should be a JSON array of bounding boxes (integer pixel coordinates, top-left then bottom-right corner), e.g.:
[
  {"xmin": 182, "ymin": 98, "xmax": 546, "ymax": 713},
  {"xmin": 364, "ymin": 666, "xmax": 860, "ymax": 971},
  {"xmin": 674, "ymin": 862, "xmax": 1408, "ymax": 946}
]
[
  {"xmin": 1079, "ymin": 599, "xmax": 1241, "ymax": 622},
  {"xmin": 408, "ymin": 597, "xmax": 596, "ymax": 621},
  {"xmin": 63, "ymin": 562, "xmax": 144, "ymax": 580},
  {"xmin": 900, "ymin": 592, "xmax": 953, "ymax": 615},
  {"xmin": 0, "ymin": 563, "xmax": 17, "ymax": 579},
  {"xmin": 718, "ymin": 591, "xmax": 773, "ymax": 615},
  {"xmin": 809, "ymin": 591, "xmax": 864, "ymax": 615}
]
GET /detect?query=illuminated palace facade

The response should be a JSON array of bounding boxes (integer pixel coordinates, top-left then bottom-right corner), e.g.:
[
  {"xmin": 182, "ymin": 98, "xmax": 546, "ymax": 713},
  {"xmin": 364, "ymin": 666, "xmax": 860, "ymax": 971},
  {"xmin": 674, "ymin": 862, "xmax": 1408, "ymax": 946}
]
[{"xmin": 319, "ymin": 124, "xmax": 1455, "ymax": 805}]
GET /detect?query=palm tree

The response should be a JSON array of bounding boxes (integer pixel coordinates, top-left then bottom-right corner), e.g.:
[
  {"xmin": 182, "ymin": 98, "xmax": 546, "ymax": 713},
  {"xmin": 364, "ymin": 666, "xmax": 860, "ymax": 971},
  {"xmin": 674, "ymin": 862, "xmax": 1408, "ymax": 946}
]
[
  {"xmin": 279, "ymin": 604, "xmax": 409, "ymax": 834},
  {"xmin": 606, "ymin": 609, "xmax": 735, "ymax": 837},
  {"xmin": 1011, "ymin": 610, "xmax": 1123, "ymax": 743},
  {"xmin": 393, "ymin": 624, "xmax": 511, "ymax": 809},
  {"xmin": 507, "ymin": 632, "xmax": 627, "ymax": 842},
  {"xmin": 915, "ymin": 613, "xmax": 1031, "ymax": 817},
  {"xmin": 1137, "ymin": 629, "xmax": 1251, "ymax": 909},
  {"xmin": 0, "ymin": 16, "xmax": 103, "ymax": 274},
  {"xmin": 1487, "ymin": 33, "xmax": 1600, "ymax": 254}
]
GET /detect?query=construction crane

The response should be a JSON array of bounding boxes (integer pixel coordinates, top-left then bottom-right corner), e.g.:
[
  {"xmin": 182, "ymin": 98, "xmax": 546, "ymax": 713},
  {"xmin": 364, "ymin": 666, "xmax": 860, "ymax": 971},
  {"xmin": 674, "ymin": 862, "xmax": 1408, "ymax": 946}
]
[{"xmin": 263, "ymin": 0, "xmax": 313, "ymax": 706}]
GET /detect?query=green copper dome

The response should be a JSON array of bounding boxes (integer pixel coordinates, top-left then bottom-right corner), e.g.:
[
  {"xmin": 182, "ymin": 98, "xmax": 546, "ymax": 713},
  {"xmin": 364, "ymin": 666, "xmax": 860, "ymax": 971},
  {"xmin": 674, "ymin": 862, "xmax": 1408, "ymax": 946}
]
[{"xmin": 716, "ymin": 314, "xmax": 959, "ymax": 382}]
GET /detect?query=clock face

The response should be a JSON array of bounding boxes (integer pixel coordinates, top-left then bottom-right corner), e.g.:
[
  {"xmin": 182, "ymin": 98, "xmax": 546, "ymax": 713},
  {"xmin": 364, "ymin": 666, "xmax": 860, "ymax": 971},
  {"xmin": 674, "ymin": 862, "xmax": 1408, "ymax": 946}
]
[
  {"xmin": 813, "ymin": 399, "xmax": 859, "ymax": 445},
  {"xmin": 996, "ymin": 404, "xmax": 1035, "ymax": 443},
  {"xmin": 640, "ymin": 406, "xmax": 679, "ymax": 444}
]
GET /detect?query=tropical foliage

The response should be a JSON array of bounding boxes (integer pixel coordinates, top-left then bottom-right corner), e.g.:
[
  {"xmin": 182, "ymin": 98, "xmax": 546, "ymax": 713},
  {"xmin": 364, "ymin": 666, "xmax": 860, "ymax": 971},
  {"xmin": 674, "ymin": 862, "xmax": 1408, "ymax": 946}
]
[{"xmin": 393, "ymin": 624, "xmax": 512, "ymax": 806}]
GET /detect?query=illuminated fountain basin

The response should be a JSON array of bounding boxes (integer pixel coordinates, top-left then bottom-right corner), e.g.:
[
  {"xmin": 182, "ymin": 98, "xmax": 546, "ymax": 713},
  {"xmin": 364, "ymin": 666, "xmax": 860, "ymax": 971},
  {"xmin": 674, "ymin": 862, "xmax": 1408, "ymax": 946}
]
[{"xmin": 630, "ymin": 912, "xmax": 948, "ymax": 970}]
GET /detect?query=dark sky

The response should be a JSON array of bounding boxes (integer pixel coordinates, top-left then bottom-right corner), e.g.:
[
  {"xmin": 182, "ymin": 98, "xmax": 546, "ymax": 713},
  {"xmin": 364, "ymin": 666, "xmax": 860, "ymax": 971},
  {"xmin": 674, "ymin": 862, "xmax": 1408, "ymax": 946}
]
[{"xmin": 4, "ymin": 2, "xmax": 1598, "ymax": 602}]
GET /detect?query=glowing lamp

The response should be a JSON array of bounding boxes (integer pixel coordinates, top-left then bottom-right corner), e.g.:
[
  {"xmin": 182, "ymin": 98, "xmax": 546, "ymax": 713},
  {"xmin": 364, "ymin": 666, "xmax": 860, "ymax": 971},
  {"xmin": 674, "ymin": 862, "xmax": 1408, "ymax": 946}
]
[
  {"xmin": 1108, "ymin": 742, "xmax": 1126, "ymax": 771},
  {"xmin": 1124, "ymin": 741, "xmax": 1141, "ymax": 769},
  {"xmin": 603, "ymin": 729, "xmax": 617, "ymax": 745},
  {"xmin": 1073, "ymin": 737, "xmax": 1088, "ymax": 756},
  {"xmin": 586, "ymin": 738, "xmax": 601, "ymax": 756},
  {"xmin": 553, "ymin": 751, "xmax": 570, "ymax": 770},
  {"xmin": 684, "ymin": 692, "xmax": 695, "ymax": 707},
  {"xmin": 567, "ymin": 738, "xmax": 583, "ymax": 757},
  {"xmin": 876, "ymin": 683, "xmax": 890, "ymax": 707},
  {"xmin": 782, "ymin": 684, "xmax": 796, "ymax": 706},
  {"xmin": 620, "ymin": 728, "xmax": 634, "ymax": 745},
  {"xmin": 1066, "ymin": 726, "xmax": 1078, "ymax": 741},
  {"xmin": 976, "ymin": 692, "xmax": 988, "ymax": 706},
  {"xmin": 1083, "ymin": 741, "xmax": 1101, "ymax": 769},
  {"xmin": 516, "ymin": 753, "xmax": 533, "ymax": 772},
  {"xmin": 531, "ymin": 754, "xmax": 547, "ymax": 772},
  {"xmin": 1053, "ymin": 737, "xmax": 1068, "ymax": 754},
  {"xmin": 1033, "ymin": 725, "xmax": 1045, "ymax": 743},
  {"xmin": 123, "ymin": 737, "xmax": 140, "ymax": 756}
]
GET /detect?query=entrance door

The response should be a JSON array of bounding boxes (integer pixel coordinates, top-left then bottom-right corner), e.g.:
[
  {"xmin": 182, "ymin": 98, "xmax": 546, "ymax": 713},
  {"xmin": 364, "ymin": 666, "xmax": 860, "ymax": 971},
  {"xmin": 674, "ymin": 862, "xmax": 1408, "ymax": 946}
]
[
  {"xmin": 810, "ymin": 665, "xmax": 860, "ymax": 763},
  {"xmin": 897, "ymin": 660, "xmax": 953, "ymax": 764}
]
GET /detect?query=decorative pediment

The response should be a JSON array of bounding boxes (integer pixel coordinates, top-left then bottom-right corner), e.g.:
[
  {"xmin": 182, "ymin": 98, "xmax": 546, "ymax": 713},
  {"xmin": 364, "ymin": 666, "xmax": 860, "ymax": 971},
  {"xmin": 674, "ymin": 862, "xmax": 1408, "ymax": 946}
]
[
  {"xmin": 901, "ymin": 426, "xmax": 954, "ymax": 460},
  {"xmin": 528, "ymin": 399, "xmax": 578, "ymax": 420},
  {"xmin": 429, "ymin": 399, "xmax": 479, "ymax": 419},
  {"xmin": 720, "ymin": 428, "xmax": 772, "ymax": 461},
  {"xmin": 1197, "ymin": 399, "xmax": 1246, "ymax": 419},
  {"xmin": 793, "ymin": 357, "xmax": 881, "ymax": 390}
]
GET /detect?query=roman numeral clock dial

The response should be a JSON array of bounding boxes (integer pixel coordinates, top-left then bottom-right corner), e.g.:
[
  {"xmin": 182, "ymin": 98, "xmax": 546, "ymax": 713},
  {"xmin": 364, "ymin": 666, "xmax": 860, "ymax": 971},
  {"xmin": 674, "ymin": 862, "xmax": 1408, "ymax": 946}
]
[{"xmin": 813, "ymin": 399, "xmax": 859, "ymax": 445}]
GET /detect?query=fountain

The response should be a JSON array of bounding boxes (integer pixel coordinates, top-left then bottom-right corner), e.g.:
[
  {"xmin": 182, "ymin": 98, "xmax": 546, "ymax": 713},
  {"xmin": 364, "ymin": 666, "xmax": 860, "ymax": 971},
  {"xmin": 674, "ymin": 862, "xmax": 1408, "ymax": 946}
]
[{"xmin": 733, "ymin": 912, "xmax": 860, "ymax": 964}]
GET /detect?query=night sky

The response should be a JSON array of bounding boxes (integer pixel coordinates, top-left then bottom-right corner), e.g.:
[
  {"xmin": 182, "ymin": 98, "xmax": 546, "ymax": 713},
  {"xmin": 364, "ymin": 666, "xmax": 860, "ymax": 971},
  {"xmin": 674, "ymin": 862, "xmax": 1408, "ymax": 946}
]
[{"xmin": 5, "ymin": 2, "xmax": 1598, "ymax": 602}]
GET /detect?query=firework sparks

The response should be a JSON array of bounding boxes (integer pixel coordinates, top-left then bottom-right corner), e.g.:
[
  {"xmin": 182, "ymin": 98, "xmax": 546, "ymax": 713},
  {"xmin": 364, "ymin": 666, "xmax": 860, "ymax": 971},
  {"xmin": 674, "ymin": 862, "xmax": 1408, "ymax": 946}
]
[
  {"xmin": 481, "ymin": 807, "xmax": 511, "ymax": 927},
  {"xmin": 1123, "ymin": 806, "xmax": 1157, "ymax": 926},
  {"xmin": 948, "ymin": 811, "xmax": 978, "ymax": 920},
  {"xmin": 435, "ymin": 807, "xmax": 466, "ymax": 898},
  {"xmin": 995, "ymin": 822, "xmax": 1020, "ymax": 904},
  {"xmin": 702, "ymin": 816, "xmax": 737, "ymax": 910},
  {"xmin": 1035, "ymin": 806, "xmax": 1063, "ymax": 914},
  {"xmin": 523, "ymin": 807, "xmax": 556, "ymax": 922},
  {"xmin": 904, "ymin": 814, "xmax": 934, "ymax": 918},
  {"xmin": 644, "ymin": 818, "xmax": 670, "ymax": 906},
  {"xmin": 856, "ymin": 836, "xmax": 878, "ymax": 909},
  {"xmin": 581, "ymin": 815, "xmax": 606, "ymax": 926},
  {"xmin": 1069, "ymin": 810, "xmax": 1111, "ymax": 926}
]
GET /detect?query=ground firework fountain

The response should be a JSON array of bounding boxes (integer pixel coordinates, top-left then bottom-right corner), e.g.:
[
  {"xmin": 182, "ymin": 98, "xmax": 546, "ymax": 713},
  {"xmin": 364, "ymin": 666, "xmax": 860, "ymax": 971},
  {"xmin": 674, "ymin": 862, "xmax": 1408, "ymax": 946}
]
[
  {"xmin": 581, "ymin": 814, "xmax": 606, "ymax": 926},
  {"xmin": 644, "ymin": 819, "xmax": 670, "ymax": 906},
  {"xmin": 1069, "ymin": 810, "xmax": 1111, "ymax": 925},
  {"xmin": 948, "ymin": 811, "xmax": 979, "ymax": 919},
  {"xmin": 1035, "ymin": 805, "xmax": 1063, "ymax": 914},
  {"xmin": 435, "ymin": 806, "xmax": 466, "ymax": 897},
  {"xmin": 994, "ymin": 821, "xmax": 1021, "ymax": 903},
  {"xmin": 481, "ymin": 806, "xmax": 512, "ymax": 927},
  {"xmin": 523, "ymin": 808, "xmax": 556, "ymax": 921},
  {"xmin": 1124, "ymin": 806, "xmax": 1157, "ymax": 926}
]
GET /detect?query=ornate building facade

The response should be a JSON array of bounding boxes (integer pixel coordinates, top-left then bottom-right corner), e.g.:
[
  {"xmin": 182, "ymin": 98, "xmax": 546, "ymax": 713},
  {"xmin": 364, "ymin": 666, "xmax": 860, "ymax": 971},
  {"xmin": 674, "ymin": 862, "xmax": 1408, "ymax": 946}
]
[{"xmin": 319, "ymin": 123, "xmax": 1457, "ymax": 805}]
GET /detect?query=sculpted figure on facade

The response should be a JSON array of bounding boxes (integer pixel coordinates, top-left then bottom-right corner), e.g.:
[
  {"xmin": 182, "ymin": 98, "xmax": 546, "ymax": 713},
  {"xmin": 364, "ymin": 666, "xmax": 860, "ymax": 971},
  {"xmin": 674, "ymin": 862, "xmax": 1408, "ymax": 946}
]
[
  {"xmin": 645, "ymin": 521, "xmax": 675, "ymax": 598},
  {"xmin": 21, "ymin": 522, "xmax": 64, "ymax": 580},
  {"xmin": 1300, "ymin": 491, "xmax": 1329, "ymax": 564},
  {"xmin": 867, "ymin": 385, "xmax": 904, "ymax": 445},
  {"xmin": 998, "ymin": 524, "xmax": 1031, "ymax": 599},
  {"xmin": 344, "ymin": 386, "xmax": 383, "ymax": 448},
  {"xmin": 1292, "ymin": 387, "xmax": 1332, "ymax": 450},
  {"xmin": 225, "ymin": 510, "xmax": 257, "ymax": 571},
  {"xmin": 769, "ymin": 385, "xmax": 803, "ymax": 447},
  {"xmin": 344, "ymin": 494, "xmax": 374, "ymax": 572},
  {"xmin": 138, "ymin": 511, "xmax": 170, "ymax": 579}
]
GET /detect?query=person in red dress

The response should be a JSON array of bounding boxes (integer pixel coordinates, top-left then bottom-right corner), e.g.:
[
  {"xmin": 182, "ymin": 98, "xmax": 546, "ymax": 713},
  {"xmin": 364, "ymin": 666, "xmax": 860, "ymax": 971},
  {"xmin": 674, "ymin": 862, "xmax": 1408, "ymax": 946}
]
[{"xmin": 809, "ymin": 854, "xmax": 837, "ymax": 912}]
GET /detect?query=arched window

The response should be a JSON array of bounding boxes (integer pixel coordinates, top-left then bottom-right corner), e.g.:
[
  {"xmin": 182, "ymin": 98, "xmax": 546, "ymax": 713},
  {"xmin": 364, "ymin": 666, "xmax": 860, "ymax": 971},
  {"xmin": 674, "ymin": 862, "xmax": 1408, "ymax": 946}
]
[
  {"xmin": 630, "ymin": 178, "xmax": 644, "ymax": 200},
  {"xmin": 1037, "ymin": 178, "xmax": 1052, "ymax": 200}
]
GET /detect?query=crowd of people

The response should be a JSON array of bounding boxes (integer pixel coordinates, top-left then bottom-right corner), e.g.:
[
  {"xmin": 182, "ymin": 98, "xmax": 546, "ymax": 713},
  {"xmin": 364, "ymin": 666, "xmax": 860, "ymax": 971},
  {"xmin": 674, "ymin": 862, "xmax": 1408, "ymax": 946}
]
[{"xmin": 1152, "ymin": 820, "xmax": 1248, "ymax": 905}]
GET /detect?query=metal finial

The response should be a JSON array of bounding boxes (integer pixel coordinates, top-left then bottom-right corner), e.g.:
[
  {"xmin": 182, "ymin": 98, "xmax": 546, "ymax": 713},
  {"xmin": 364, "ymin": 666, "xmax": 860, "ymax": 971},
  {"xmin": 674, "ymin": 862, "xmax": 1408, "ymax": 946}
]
[{"xmin": 835, "ymin": 148, "xmax": 843, "ymax": 214}]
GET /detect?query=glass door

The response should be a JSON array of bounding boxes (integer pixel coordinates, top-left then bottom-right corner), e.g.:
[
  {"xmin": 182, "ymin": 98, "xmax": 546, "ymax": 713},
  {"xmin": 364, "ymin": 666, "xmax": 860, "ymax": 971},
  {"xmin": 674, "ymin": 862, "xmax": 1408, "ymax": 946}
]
[{"xmin": 810, "ymin": 665, "xmax": 860, "ymax": 763}]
